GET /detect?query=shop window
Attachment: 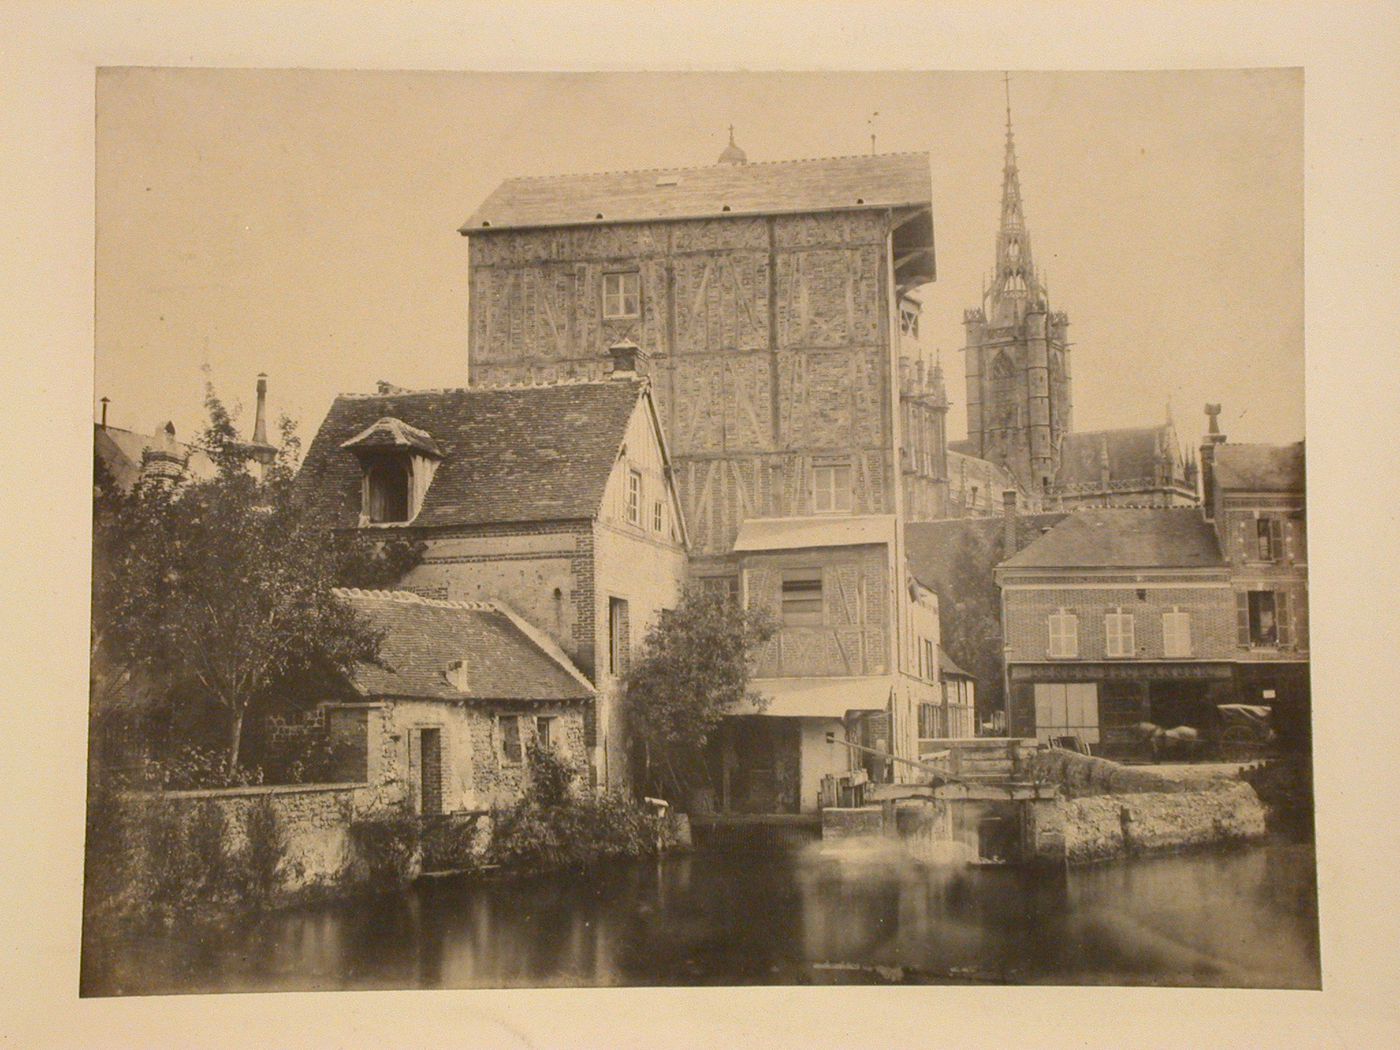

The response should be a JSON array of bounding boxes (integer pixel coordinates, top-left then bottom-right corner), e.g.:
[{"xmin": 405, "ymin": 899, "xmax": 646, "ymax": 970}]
[
  {"xmin": 781, "ymin": 569, "xmax": 824, "ymax": 626},
  {"xmin": 1033, "ymin": 682, "xmax": 1100, "ymax": 745},
  {"xmin": 603, "ymin": 271, "xmax": 640, "ymax": 319},
  {"xmin": 1048, "ymin": 610, "xmax": 1079, "ymax": 658}
]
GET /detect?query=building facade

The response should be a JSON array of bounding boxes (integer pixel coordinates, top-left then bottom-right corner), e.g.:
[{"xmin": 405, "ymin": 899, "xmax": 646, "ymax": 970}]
[
  {"xmin": 1201, "ymin": 409, "xmax": 1310, "ymax": 740},
  {"xmin": 996, "ymin": 508, "xmax": 1237, "ymax": 757},
  {"xmin": 460, "ymin": 146, "xmax": 949, "ymax": 809},
  {"xmin": 297, "ymin": 375, "xmax": 688, "ymax": 790}
]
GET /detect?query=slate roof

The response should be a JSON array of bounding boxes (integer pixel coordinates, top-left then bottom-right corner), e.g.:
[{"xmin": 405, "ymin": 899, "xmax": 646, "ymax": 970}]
[
  {"xmin": 999, "ymin": 508, "xmax": 1225, "ymax": 570},
  {"xmin": 462, "ymin": 152, "xmax": 932, "ymax": 232},
  {"xmin": 296, "ymin": 380, "xmax": 646, "ymax": 529},
  {"xmin": 335, "ymin": 589, "xmax": 594, "ymax": 702},
  {"xmin": 1054, "ymin": 424, "xmax": 1182, "ymax": 488},
  {"xmin": 1214, "ymin": 442, "xmax": 1305, "ymax": 493}
]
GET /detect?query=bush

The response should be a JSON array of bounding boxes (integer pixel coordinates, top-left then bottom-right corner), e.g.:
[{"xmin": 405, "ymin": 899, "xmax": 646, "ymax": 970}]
[
  {"xmin": 349, "ymin": 809, "xmax": 421, "ymax": 888},
  {"xmin": 421, "ymin": 816, "xmax": 482, "ymax": 874},
  {"xmin": 488, "ymin": 743, "xmax": 658, "ymax": 875},
  {"xmin": 135, "ymin": 744, "xmax": 264, "ymax": 791},
  {"xmin": 236, "ymin": 796, "xmax": 288, "ymax": 906}
]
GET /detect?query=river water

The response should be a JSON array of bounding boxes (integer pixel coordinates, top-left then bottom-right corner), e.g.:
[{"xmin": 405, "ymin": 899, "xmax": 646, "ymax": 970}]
[{"xmin": 83, "ymin": 841, "xmax": 1319, "ymax": 994}]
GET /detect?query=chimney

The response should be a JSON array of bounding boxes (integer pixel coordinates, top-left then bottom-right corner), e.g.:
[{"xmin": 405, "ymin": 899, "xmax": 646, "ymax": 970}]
[
  {"xmin": 607, "ymin": 340, "xmax": 648, "ymax": 379},
  {"xmin": 99, "ymin": 396, "xmax": 110, "ymax": 429},
  {"xmin": 1201, "ymin": 403, "xmax": 1226, "ymax": 521},
  {"xmin": 1002, "ymin": 489, "xmax": 1019, "ymax": 556},
  {"xmin": 445, "ymin": 658, "xmax": 470, "ymax": 693},
  {"xmin": 252, "ymin": 373, "xmax": 270, "ymax": 446}
]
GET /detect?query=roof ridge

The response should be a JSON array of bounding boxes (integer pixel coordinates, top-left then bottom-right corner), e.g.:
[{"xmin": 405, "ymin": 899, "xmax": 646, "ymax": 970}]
[
  {"xmin": 335, "ymin": 377, "xmax": 642, "ymax": 400},
  {"xmin": 498, "ymin": 151, "xmax": 929, "ymax": 185},
  {"xmin": 332, "ymin": 587, "xmax": 499, "ymax": 611}
]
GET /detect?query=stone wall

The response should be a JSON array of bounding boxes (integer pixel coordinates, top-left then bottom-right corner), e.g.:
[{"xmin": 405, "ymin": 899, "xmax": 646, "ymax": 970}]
[
  {"xmin": 1025, "ymin": 748, "xmax": 1226, "ymax": 797},
  {"xmin": 135, "ymin": 783, "xmax": 379, "ymax": 898},
  {"xmin": 1030, "ymin": 783, "xmax": 1267, "ymax": 866}
]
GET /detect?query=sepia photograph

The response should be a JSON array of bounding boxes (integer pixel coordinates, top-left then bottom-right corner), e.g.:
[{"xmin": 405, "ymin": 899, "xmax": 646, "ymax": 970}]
[{"xmin": 80, "ymin": 65, "xmax": 1320, "ymax": 996}]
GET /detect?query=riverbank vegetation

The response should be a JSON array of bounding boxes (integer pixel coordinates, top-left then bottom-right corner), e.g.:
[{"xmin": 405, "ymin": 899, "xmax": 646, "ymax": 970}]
[{"xmin": 624, "ymin": 586, "xmax": 777, "ymax": 803}]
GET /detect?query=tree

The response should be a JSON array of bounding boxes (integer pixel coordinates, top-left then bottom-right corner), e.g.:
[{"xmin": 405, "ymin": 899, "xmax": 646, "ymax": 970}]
[
  {"xmin": 936, "ymin": 525, "xmax": 1006, "ymax": 726},
  {"xmin": 90, "ymin": 386, "xmax": 423, "ymax": 775},
  {"xmin": 623, "ymin": 585, "xmax": 777, "ymax": 798}
]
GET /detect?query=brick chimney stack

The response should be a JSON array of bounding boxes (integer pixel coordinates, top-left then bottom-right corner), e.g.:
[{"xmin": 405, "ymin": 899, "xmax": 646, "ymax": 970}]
[
  {"xmin": 607, "ymin": 340, "xmax": 648, "ymax": 380},
  {"xmin": 1200, "ymin": 403, "xmax": 1226, "ymax": 522},
  {"xmin": 252, "ymin": 373, "xmax": 270, "ymax": 446},
  {"xmin": 99, "ymin": 396, "xmax": 110, "ymax": 429},
  {"xmin": 1002, "ymin": 489, "xmax": 1019, "ymax": 556}
]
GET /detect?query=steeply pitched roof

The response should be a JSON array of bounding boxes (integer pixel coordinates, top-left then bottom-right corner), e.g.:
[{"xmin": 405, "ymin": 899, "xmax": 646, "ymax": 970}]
[
  {"xmin": 297, "ymin": 380, "xmax": 646, "ymax": 529},
  {"xmin": 1054, "ymin": 424, "xmax": 1183, "ymax": 489},
  {"xmin": 462, "ymin": 152, "xmax": 932, "ymax": 232},
  {"xmin": 335, "ymin": 589, "xmax": 594, "ymax": 702},
  {"xmin": 999, "ymin": 508, "xmax": 1225, "ymax": 570},
  {"xmin": 1214, "ymin": 442, "xmax": 1305, "ymax": 493}
]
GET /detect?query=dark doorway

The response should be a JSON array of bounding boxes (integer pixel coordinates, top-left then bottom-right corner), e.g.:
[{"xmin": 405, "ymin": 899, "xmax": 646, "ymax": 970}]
[{"xmin": 420, "ymin": 728, "xmax": 443, "ymax": 817}]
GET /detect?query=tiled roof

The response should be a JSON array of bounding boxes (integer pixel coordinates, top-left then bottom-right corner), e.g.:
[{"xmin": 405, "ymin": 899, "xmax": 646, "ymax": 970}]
[
  {"xmin": 999, "ymin": 508, "xmax": 1225, "ymax": 570},
  {"xmin": 334, "ymin": 588, "xmax": 594, "ymax": 702},
  {"xmin": 1214, "ymin": 442, "xmax": 1305, "ymax": 493},
  {"xmin": 296, "ymin": 380, "xmax": 645, "ymax": 529},
  {"xmin": 462, "ymin": 152, "xmax": 932, "ymax": 232}
]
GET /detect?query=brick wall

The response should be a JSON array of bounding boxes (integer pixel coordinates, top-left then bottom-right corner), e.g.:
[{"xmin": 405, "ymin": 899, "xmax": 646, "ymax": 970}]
[{"xmin": 1002, "ymin": 582, "xmax": 1236, "ymax": 664}]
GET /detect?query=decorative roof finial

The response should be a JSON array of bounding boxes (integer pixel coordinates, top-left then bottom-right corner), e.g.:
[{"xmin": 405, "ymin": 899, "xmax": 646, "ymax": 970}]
[{"xmin": 718, "ymin": 125, "xmax": 747, "ymax": 165}]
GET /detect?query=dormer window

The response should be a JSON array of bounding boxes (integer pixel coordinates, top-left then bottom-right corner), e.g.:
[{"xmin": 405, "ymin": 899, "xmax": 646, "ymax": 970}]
[
  {"xmin": 341, "ymin": 416, "xmax": 443, "ymax": 527},
  {"xmin": 366, "ymin": 460, "xmax": 410, "ymax": 523}
]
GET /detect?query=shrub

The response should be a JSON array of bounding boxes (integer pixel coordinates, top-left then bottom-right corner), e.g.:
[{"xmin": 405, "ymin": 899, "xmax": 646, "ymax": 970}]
[
  {"xmin": 421, "ymin": 816, "xmax": 482, "ymax": 874},
  {"xmin": 236, "ymin": 796, "xmax": 288, "ymax": 906},
  {"xmin": 349, "ymin": 809, "xmax": 421, "ymax": 888},
  {"xmin": 135, "ymin": 744, "xmax": 264, "ymax": 791},
  {"xmin": 488, "ymin": 743, "xmax": 659, "ymax": 875}
]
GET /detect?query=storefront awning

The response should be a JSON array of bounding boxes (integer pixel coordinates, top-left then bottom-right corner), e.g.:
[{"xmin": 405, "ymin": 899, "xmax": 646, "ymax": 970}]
[{"xmin": 732, "ymin": 676, "xmax": 894, "ymax": 719}]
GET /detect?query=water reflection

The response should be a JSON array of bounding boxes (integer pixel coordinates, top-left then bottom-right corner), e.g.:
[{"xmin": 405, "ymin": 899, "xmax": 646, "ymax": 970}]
[{"xmin": 82, "ymin": 842, "xmax": 1319, "ymax": 995}]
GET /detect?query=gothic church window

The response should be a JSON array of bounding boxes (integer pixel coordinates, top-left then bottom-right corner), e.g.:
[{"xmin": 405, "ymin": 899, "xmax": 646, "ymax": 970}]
[{"xmin": 990, "ymin": 352, "xmax": 1017, "ymax": 429}]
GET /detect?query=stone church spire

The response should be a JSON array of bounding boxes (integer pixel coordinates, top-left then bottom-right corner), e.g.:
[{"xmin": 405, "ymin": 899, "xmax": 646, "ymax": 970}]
[{"xmin": 987, "ymin": 73, "xmax": 1042, "ymax": 327}]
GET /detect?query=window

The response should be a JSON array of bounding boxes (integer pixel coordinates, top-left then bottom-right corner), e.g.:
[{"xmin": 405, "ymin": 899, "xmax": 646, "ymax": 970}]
[
  {"xmin": 1048, "ymin": 610, "xmax": 1079, "ymax": 658},
  {"xmin": 500, "ymin": 715, "xmax": 522, "ymax": 765},
  {"xmin": 1162, "ymin": 608, "xmax": 1192, "ymax": 657},
  {"xmin": 652, "ymin": 499, "xmax": 663, "ymax": 533},
  {"xmin": 918, "ymin": 702, "xmax": 941, "ymax": 741},
  {"xmin": 811, "ymin": 461, "xmax": 852, "ymax": 513},
  {"xmin": 921, "ymin": 639, "xmax": 936, "ymax": 681},
  {"xmin": 366, "ymin": 460, "xmax": 410, "ymax": 523},
  {"xmin": 608, "ymin": 597, "xmax": 629, "ymax": 675},
  {"xmin": 1033, "ymin": 682, "xmax": 1100, "ymax": 745},
  {"xmin": 536, "ymin": 716, "xmax": 555, "ymax": 751},
  {"xmin": 603, "ymin": 271, "xmax": 640, "ymax": 319},
  {"xmin": 699, "ymin": 576, "xmax": 740, "ymax": 604},
  {"xmin": 1240, "ymin": 590, "xmax": 1292, "ymax": 648},
  {"xmin": 1256, "ymin": 517, "xmax": 1283, "ymax": 561},
  {"xmin": 626, "ymin": 469, "xmax": 642, "ymax": 525},
  {"xmin": 1104, "ymin": 609, "xmax": 1135, "ymax": 658},
  {"xmin": 781, "ymin": 569, "xmax": 824, "ymax": 626}
]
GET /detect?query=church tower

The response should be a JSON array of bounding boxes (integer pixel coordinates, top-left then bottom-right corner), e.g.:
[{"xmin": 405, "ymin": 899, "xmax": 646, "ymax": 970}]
[{"xmin": 962, "ymin": 78, "xmax": 1072, "ymax": 496}]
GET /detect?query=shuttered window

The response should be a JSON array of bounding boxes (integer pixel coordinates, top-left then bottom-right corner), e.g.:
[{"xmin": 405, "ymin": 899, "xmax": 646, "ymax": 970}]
[
  {"xmin": 1162, "ymin": 608, "xmax": 1192, "ymax": 657},
  {"xmin": 781, "ymin": 569, "xmax": 824, "ymax": 626},
  {"xmin": 1236, "ymin": 591, "xmax": 1251, "ymax": 647},
  {"xmin": 1048, "ymin": 610, "xmax": 1078, "ymax": 658},
  {"xmin": 1104, "ymin": 609, "xmax": 1135, "ymax": 658},
  {"xmin": 1256, "ymin": 517, "xmax": 1283, "ymax": 561},
  {"xmin": 1276, "ymin": 590, "xmax": 1294, "ymax": 647}
]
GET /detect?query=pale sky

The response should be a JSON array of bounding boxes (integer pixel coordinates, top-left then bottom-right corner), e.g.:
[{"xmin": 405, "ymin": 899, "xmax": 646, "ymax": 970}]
[{"xmin": 95, "ymin": 68, "xmax": 1303, "ymax": 450}]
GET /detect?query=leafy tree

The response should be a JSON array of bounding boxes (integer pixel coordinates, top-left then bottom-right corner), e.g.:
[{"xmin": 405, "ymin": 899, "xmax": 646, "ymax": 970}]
[
  {"xmin": 90, "ymin": 385, "xmax": 423, "ymax": 776},
  {"xmin": 936, "ymin": 524, "xmax": 1006, "ymax": 725},
  {"xmin": 624, "ymin": 585, "xmax": 777, "ymax": 798}
]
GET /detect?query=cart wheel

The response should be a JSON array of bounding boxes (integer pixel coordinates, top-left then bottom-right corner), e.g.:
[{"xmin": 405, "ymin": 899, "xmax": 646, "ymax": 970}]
[{"xmin": 1219, "ymin": 726, "xmax": 1263, "ymax": 762}]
